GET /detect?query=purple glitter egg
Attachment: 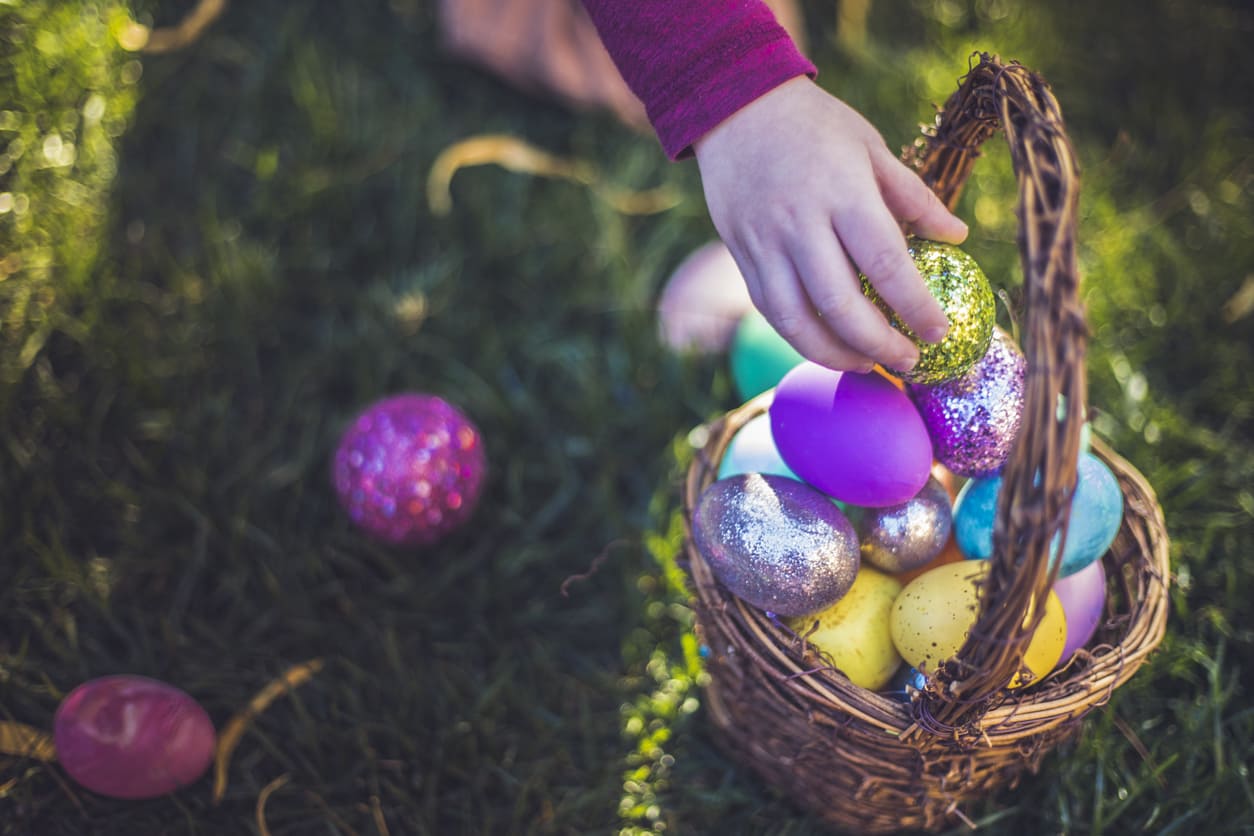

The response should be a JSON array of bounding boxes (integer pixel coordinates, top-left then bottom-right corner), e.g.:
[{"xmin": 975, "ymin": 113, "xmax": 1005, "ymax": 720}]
[
  {"xmin": 333, "ymin": 394, "xmax": 487, "ymax": 546},
  {"xmin": 691, "ymin": 473, "xmax": 860, "ymax": 617},
  {"xmin": 54, "ymin": 675, "xmax": 216, "ymax": 799},
  {"xmin": 908, "ymin": 328, "xmax": 1025, "ymax": 478}
]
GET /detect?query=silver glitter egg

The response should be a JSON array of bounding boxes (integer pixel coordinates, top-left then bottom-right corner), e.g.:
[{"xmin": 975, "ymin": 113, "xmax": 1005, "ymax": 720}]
[
  {"xmin": 692, "ymin": 474, "xmax": 859, "ymax": 617},
  {"xmin": 856, "ymin": 476, "xmax": 953, "ymax": 574}
]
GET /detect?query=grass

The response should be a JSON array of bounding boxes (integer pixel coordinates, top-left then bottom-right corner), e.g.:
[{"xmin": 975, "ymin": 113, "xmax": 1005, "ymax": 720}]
[{"xmin": 1, "ymin": 0, "xmax": 1252, "ymax": 833}]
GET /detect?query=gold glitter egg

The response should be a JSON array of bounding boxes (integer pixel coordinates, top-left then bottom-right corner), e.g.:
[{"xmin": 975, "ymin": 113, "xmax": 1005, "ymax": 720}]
[{"xmin": 862, "ymin": 238, "xmax": 995, "ymax": 384}]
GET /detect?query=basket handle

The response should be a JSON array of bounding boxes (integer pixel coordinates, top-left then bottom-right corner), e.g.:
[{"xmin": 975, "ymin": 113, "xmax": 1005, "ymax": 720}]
[{"xmin": 904, "ymin": 54, "xmax": 1087, "ymax": 724}]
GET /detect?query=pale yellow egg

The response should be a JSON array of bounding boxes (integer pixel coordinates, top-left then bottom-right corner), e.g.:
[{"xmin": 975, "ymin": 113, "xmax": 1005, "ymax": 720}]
[
  {"xmin": 789, "ymin": 566, "xmax": 903, "ymax": 690},
  {"xmin": 889, "ymin": 561, "xmax": 1067, "ymax": 688}
]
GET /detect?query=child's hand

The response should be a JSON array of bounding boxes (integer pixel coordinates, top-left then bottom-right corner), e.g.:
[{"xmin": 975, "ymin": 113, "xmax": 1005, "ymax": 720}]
[{"xmin": 693, "ymin": 77, "xmax": 969, "ymax": 374}]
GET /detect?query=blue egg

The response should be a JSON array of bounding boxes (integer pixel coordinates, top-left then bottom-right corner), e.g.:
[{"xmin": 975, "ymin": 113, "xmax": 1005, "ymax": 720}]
[
  {"xmin": 882, "ymin": 666, "xmax": 928, "ymax": 701},
  {"xmin": 953, "ymin": 452, "xmax": 1124, "ymax": 577},
  {"xmin": 952, "ymin": 476, "xmax": 1000, "ymax": 559},
  {"xmin": 717, "ymin": 413, "xmax": 800, "ymax": 481}
]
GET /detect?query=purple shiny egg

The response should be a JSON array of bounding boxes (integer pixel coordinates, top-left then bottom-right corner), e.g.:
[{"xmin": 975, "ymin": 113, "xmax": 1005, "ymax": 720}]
[
  {"xmin": 692, "ymin": 473, "xmax": 860, "ymax": 617},
  {"xmin": 908, "ymin": 327, "xmax": 1025, "ymax": 478},
  {"xmin": 1054, "ymin": 558, "xmax": 1107, "ymax": 661},
  {"xmin": 333, "ymin": 394, "xmax": 487, "ymax": 547},
  {"xmin": 770, "ymin": 363, "xmax": 932, "ymax": 507},
  {"xmin": 54, "ymin": 675, "xmax": 216, "ymax": 799}
]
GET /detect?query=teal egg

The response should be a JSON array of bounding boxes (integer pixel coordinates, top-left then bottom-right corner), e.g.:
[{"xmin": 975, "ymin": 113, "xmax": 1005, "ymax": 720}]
[
  {"xmin": 1057, "ymin": 395, "xmax": 1093, "ymax": 453},
  {"xmin": 953, "ymin": 452, "xmax": 1124, "ymax": 577},
  {"xmin": 730, "ymin": 309, "xmax": 805, "ymax": 401}
]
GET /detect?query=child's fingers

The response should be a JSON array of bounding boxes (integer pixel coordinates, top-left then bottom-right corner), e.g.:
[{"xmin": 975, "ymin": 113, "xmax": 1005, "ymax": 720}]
[
  {"xmin": 832, "ymin": 196, "xmax": 951, "ymax": 345},
  {"xmin": 874, "ymin": 147, "xmax": 969, "ymax": 244},
  {"xmin": 787, "ymin": 224, "xmax": 920, "ymax": 370},
  {"xmin": 736, "ymin": 243, "xmax": 877, "ymax": 373}
]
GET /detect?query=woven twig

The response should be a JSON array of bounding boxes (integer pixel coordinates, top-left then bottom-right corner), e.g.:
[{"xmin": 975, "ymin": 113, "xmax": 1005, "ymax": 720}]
[{"xmin": 681, "ymin": 53, "xmax": 1170, "ymax": 832}]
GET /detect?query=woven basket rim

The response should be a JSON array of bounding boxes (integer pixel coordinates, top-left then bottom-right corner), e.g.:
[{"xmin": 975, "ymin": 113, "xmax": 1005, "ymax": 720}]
[{"xmin": 683, "ymin": 393, "xmax": 1170, "ymax": 742}]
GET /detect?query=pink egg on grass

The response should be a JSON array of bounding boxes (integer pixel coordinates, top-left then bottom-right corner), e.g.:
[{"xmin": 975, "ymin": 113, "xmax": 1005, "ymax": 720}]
[
  {"xmin": 770, "ymin": 363, "xmax": 933, "ymax": 507},
  {"xmin": 54, "ymin": 675, "xmax": 216, "ymax": 799},
  {"xmin": 1054, "ymin": 558, "xmax": 1107, "ymax": 662},
  {"xmin": 334, "ymin": 394, "xmax": 487, "ymax": 546},
  {"xmin": 656, "ymin": 241, "xmax": 754, "ymax": 353}
]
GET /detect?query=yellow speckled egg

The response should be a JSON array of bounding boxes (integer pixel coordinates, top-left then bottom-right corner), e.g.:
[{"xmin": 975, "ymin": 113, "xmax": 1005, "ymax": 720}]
[
  {"xmin": 788, "ymin": 566, "xmax": 903, "ymax": 690},
  {"xmin": 889, "ymin": 562, "xmax": 1067, "ymax": 688}
]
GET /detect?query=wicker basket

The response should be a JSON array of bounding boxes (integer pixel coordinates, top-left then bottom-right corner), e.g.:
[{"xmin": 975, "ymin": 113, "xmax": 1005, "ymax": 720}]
[{"xmin": 681, "ymin": 54, "xmax": 1171, "ymax": 833}]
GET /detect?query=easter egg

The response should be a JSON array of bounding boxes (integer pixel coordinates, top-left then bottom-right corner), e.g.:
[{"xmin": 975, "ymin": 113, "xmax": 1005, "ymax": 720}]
[
  {"xmin": 861, "ymin": 238, "xmax": 995, "ymax": 384},
  {"xmin": 953, "ymin": 452, "xmax": 1124, "ymax": 577},
  {"xmin": 333, "ymin": 393, "xmax": 487, "ymax": 547},
  {"xmin": 890, "ymin": 562, "xmax": 985, "ymax": 675},
  {"xmin": 1054, "ymin": 558, "xmax": 1106, "ymax": 661},
  {"xmin": 856, "ymin": 476, "xmax": 953, "ymax": 573},
  {"xmin": 1021, "ymin": 591, "xmax": 1068, "ymax": 686},
  {"xmin": 895, "ymin": 533, "xmax": 965, "ymax": 585},
  {"xmin": 1056, "ymin": 396, "xmax": 1093, "ymax": 454},
  {"xmin": 729, "ymin": 309, "xmax": 805, "ymax": 401},
  {"xmin": 54, "ymin": 675, "xmax": 216, "ymax": 799},
  {"xmin": 908, "ymin": 327, "xmax": 1026, "ymax": 478},
  {"xmin": 882, "ymin": 665, "xmax": 928, "ymax": 700},
  {"xmin": 716, "ymin": 413, "xmax": 799, "ymax": 481},
  {"xmin": 890, "ymin": 562, "xmax": 1066, "ymax": 687},
  {"xmin": 770, "ymin": 362, "xmax": 933, "ymax": 507},
  {"xmin": 691, "ymin": 473, "xmax": 859, "ymax": 617},
  {"xmin": 657, "ymin": 241, "xmax": 755, "ymax": 353},
  {"xmin": 788, "ymin": 566, "xmax": 903, "ymax": 689},
  {"xmin": 932, "ymin": 461, "xmax": 962, "ymax": 502}
]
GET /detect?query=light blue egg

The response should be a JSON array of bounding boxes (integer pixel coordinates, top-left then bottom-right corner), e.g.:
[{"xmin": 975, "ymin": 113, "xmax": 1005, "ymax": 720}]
[
  {"xmin": 718, "ymin": 413, "xmax": 847, "ymax": 511},
  {"xmin": 882, "ymin": 665, "xmax": 927, "ymax": 701},
  {"xmin": 953, "ymin": 452, "xmax": 1124, "ymax": 577},
  {"xmin": 717, "ymin": 413, "xmax": 800, "ymax": 481},
  {"xmin": 952, "ymin": 475, "xmax": 1001, "ymax": 560},
  {"xmin": 730, "ymin": 309, "xmax": 805, "ymax": 401}
]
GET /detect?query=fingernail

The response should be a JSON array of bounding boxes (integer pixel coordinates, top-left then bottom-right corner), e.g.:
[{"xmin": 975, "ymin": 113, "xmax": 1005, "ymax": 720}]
[
  {"xmin": 923, "ymin": 325, "xmax": 949, "ymax": 343},
  {"xmin": 894, "ymin": 354, "xmax": 918, "ymax": 371}
]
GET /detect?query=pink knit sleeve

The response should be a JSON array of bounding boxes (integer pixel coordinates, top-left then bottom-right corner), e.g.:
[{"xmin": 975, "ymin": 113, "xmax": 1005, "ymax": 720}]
[{"xmin": 580, "ymin": 0, "xmax": 816, "ymax": 160}]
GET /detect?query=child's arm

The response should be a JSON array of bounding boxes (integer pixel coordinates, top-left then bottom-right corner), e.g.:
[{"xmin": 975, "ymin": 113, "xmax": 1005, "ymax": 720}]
[
  {"xmin": 694, "ymin": 77, "xmax": 966, "ymax": 373},
  {"xmin": 582, "ymin": 0, "xmax": 967, "ymax": 373}
]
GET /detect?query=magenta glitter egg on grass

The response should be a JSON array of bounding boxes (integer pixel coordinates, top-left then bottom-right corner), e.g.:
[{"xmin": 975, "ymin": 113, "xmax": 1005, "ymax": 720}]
[{"xmin": 333, "ymin": 394, "xmax": 487, "ymax": 546}]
